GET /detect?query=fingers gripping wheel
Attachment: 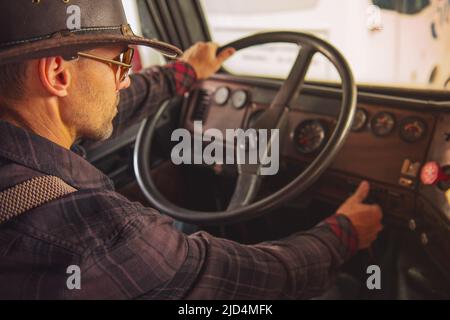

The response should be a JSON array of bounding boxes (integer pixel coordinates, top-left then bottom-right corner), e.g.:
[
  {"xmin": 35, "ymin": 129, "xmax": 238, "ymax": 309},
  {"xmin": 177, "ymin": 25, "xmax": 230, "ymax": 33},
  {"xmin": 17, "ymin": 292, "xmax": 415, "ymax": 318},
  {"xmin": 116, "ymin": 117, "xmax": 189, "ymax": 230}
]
[{"xmin": 134, "ymin": 32, "xmax": 357, "ymax": 225}]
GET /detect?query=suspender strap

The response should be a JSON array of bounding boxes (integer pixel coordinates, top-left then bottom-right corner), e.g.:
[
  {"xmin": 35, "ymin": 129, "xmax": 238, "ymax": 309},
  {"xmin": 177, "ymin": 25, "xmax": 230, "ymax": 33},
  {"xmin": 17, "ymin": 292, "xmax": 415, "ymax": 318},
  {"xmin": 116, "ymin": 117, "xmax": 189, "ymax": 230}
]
[{"xmin": 0, "ymin": 176, "xmax": 77, "ymax": 224}]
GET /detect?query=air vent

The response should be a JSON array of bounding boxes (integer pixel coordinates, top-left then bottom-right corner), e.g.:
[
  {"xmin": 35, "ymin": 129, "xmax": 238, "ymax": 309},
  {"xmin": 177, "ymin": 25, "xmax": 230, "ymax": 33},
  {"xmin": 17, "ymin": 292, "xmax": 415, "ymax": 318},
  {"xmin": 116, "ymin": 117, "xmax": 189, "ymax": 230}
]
[{"xmin": 191, "ymin": 89, "xmax": 211, "ymax": 122}]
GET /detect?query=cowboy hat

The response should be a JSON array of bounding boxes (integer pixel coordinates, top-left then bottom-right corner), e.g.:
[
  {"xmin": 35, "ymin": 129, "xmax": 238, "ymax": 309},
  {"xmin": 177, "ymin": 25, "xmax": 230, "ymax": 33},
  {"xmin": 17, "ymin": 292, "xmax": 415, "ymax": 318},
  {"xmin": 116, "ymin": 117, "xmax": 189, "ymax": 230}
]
[{"xmin": 0, "ymin": 0, "xmax": 182, "ymax": 65}]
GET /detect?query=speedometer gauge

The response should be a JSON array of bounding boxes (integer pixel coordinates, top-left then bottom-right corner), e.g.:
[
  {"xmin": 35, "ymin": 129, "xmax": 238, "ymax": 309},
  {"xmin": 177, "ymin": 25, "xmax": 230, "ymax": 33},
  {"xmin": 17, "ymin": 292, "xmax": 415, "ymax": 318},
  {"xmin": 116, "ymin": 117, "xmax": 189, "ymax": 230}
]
[
  {"xmin": 352, "ymin": 108, "xmax": 368, "ymax": 132},
  {"xmin": 214, "ymin": 87, "xmax": 230, "ymax": 105},
  {"xmin": 370, "ymin": 112, "xmax": 396, "ymax": 137},
  {"xmin": 294, "ymin": 120, "xmax": 327, "ymax": 155},
  {"xmin": 399, "ymin": 117, "xmax": 427, "ymax": 143},
  {"xmin": 232, "ymin": 90, "xmax": 249, "ymax": 109}
]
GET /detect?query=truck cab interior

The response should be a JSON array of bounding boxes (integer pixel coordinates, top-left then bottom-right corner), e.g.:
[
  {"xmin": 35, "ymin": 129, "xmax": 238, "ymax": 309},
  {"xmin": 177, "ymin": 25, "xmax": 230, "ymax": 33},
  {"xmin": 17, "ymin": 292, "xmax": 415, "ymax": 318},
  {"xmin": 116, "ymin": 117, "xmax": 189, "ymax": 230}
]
[{"xmin": 82, "ymin": 0, "xmax": 450, "ymax": 299}]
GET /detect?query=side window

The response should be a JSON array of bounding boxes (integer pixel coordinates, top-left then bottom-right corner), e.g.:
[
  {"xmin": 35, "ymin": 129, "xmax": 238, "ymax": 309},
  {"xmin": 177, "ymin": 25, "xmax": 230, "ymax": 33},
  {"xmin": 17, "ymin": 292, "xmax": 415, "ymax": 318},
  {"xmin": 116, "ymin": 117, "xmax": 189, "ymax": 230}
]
[{"xmin": 122, "ymin": 0, "xmax": 165, "ymax": 69}]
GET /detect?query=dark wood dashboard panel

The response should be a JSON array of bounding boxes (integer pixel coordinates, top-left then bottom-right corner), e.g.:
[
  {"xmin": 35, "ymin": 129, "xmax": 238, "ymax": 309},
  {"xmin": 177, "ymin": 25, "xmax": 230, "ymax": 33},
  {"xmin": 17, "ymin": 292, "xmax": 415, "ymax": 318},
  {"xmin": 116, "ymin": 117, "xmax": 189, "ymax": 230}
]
[
  {"xmin": 281, "ymin": 104, "xmax": 435, "ymax": 189},
  {"xmin": 184, "ymin": 80, "xmax": 436, "ymax": 193},
  {"xmin": 330, "ymin": 104, "xmax": 435, "ymax": 188}
]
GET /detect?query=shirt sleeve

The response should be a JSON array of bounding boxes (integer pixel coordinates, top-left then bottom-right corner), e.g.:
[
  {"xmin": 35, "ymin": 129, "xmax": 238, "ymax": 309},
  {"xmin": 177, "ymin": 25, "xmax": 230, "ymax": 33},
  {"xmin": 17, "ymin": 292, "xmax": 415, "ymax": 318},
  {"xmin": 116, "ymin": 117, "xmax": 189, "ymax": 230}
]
[
  {"xmin": 322, "ymin": 214, "xmax": 359, "ymax": 259},
  {"xmin": 111, "ymin": 61, "xmax": 197, "ymax": 138},
  {"xmin": 73, "ymin": 197, "xmax": 358, "ymax": 300},
  {"xmin": 183, "ymin": 214, "xmax": 358, "ymax": 299}
]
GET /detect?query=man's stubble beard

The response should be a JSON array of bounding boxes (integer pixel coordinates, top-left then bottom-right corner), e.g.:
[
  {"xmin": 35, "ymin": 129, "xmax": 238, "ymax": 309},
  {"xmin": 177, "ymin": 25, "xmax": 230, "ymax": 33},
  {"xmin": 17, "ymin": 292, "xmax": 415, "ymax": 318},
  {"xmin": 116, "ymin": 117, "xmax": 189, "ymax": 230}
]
[
  {"xmin": 75, "ymin": 91, "xmax": 120, "ymax": 142},
  {"xmin": 92, "ymin": 93, "xmax": 120, "ymax": 141}
]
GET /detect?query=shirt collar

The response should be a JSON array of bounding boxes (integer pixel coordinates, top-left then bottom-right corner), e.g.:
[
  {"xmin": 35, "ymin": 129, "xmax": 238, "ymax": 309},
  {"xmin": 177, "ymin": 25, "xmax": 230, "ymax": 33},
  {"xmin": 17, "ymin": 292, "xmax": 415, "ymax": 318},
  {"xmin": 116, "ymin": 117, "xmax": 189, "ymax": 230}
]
[{"xmin": 0, "ymin": 120, "xmax": 114, "ymax": 190}]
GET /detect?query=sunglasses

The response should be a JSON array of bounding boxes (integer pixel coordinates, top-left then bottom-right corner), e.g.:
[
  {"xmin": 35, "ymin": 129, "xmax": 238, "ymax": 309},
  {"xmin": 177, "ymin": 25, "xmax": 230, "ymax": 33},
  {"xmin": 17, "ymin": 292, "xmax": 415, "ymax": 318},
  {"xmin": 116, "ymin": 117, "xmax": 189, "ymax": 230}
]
[{"xmin": 76, "ymin": 47, "xmax": 135, "ymax": 84}]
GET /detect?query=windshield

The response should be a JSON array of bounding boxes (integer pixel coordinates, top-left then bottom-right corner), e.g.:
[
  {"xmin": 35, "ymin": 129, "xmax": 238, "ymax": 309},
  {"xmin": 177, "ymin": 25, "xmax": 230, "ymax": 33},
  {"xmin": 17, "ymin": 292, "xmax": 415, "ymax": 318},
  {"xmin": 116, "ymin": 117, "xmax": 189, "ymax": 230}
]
[{"xmin": 201, "ymin": 0, "xmax": 450, "ymax": 91}]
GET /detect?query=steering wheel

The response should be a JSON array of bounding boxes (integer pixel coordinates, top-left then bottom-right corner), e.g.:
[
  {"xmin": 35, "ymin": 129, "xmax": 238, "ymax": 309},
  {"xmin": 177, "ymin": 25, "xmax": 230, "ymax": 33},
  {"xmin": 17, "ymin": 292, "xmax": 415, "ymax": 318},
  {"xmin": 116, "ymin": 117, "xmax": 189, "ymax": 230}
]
[{"xmin": 134, "ymin": 32, "xmax": 356, "ymax": 225}]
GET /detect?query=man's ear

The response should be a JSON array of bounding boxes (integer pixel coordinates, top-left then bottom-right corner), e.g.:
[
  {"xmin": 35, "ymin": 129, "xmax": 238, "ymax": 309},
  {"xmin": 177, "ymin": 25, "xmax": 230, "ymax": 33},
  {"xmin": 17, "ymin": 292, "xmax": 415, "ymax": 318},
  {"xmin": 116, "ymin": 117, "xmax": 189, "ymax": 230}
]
[{"xmin": 38, "ymin": 56, "xmax": 72, "ymax": 97}]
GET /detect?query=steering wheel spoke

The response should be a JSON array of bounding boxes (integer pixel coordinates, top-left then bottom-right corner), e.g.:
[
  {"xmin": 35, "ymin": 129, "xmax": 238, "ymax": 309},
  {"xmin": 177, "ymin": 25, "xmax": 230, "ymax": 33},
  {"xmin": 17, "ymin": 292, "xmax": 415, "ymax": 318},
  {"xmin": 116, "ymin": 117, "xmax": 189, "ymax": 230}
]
[
  {"xmin": 271, "ymin": 44, "xmax": 316, "ymax": 110},
  {"xmin": 227, "ymin": 172, "xmax": 262, "ymax": 210}
]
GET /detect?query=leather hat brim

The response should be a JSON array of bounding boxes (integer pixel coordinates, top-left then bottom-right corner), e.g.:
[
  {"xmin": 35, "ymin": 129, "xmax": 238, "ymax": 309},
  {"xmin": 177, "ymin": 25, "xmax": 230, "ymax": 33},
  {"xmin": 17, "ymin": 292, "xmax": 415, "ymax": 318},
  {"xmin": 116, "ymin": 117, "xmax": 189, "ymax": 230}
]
[{"xmin": 0, "ymin": 34, "xmax": 183, "ymax": 65}]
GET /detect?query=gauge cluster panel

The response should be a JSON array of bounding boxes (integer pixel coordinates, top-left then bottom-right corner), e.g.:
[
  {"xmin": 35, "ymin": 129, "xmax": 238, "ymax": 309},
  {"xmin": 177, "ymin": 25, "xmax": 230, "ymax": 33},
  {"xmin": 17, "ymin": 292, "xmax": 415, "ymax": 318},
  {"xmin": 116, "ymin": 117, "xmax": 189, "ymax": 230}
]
[
  {"xmin": 349, "ymin": 108, "xmax": 428, "ymax": 142},
  {"xmin": 185, "ymin": 81, "xmax": 436, "ymax": 193},
  {"xmin": 185, "ymin": 82, "xmax": 251, "ymax": 134},
  {"xmin": 331, "ymin": 104, "xmax": 434, "ymax": 190},
  {"xmin": 282, "ymin": 104, "xmax": 434, "ymax": 190},
  {"xmin": 213, "ymin": 86, "xmax": 250, "ymax": 109}
]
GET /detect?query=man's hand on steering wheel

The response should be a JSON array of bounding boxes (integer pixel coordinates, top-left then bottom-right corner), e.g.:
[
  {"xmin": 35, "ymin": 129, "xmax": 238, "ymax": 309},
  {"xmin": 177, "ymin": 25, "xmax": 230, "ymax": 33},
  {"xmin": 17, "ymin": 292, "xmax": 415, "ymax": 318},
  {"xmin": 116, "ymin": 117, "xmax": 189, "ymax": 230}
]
[{"xmin": 181, "ymin": 42, "xmax": 236, "ymax": 80}]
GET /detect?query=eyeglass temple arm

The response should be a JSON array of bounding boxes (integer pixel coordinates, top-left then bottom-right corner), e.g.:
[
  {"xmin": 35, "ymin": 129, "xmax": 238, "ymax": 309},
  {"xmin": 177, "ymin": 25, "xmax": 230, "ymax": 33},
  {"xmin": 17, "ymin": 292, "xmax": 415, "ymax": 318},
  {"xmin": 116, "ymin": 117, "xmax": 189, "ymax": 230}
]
[{"xmin": 77, "ymin": 52, "xmax": 132, "ymax": 68}]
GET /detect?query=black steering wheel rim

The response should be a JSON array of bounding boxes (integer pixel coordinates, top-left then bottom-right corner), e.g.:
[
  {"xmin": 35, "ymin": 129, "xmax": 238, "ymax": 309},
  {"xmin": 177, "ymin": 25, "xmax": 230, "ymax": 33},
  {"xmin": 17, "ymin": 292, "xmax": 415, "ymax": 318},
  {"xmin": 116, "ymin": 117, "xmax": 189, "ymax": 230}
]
[{"xmin": 134, "ymin": 31, "xmax": 357, "ymax": 225}]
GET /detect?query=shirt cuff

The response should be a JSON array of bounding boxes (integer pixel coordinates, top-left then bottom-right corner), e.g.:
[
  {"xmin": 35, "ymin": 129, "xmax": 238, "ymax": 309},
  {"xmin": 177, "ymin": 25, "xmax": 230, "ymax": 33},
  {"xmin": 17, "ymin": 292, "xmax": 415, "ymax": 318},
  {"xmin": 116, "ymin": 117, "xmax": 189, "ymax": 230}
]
[
  {"xmin": 319, "ymin": 214, "xmax": 359, "ymax": 260},
  {"xmin": 165, "ymin": 61, "xmax": 197, "ymax": 96}
]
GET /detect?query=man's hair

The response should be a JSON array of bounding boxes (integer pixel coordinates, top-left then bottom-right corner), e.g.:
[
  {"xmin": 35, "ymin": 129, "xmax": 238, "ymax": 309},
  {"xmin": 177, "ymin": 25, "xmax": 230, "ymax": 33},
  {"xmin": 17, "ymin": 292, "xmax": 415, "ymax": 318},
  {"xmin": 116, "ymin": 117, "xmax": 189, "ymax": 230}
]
[{"xmin": 0, "ymin": 62, "xmax": 28, "ymax": 100}]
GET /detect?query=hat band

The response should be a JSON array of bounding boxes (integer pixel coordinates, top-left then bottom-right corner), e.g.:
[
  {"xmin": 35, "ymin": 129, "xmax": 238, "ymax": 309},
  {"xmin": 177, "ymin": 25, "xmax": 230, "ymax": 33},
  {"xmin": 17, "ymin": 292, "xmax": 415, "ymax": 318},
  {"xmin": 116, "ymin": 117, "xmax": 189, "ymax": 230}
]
[{"xmin": 0, "ymin": 25, "xmax": 128, "ymax": 49}]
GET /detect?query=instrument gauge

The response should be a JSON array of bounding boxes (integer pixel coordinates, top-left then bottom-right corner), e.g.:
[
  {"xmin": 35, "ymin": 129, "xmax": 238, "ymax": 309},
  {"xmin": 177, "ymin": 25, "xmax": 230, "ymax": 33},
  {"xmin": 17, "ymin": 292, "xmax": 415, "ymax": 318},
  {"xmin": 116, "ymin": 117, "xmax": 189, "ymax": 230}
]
[
  {"xmin": 294, "ymin": 120, "xmax": 327, "ymax": 155},
  {"xmin": 232, "ymin": 90, "xmax": 249, "ymax": 109},
  {"xmin": 214, "ymin": 87, "xmax": 230, "ymax": 105},
  {"xmin": 352, "ymin": 108, "xmax": 368, "ymax": 132},
  {"xmin": 400, "ymin": 117, "xmax": 427, "ymax": 143},
  {"xmin": 370, "ymin": 112, "xmax": 396, "ymax": 137}
]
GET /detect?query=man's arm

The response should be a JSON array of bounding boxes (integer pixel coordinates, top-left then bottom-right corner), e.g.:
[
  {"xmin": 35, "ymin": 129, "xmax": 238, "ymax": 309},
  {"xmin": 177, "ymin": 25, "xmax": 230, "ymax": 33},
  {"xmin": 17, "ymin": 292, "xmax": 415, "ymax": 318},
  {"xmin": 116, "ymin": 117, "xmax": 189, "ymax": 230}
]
[
  {"xmin": 72, "ymin": 182, "xmax": 381, "ymax": 300},
  {"xmin": 183, "ymin": 214, "xmax": 358, "ymax": 299},
  {"xmin": 71, "ymin": 206, "xmax": 356, "ymax": 300},
  {"xmin": 185, "ymin": 182, "xmax": 381, "ymax": 299}
]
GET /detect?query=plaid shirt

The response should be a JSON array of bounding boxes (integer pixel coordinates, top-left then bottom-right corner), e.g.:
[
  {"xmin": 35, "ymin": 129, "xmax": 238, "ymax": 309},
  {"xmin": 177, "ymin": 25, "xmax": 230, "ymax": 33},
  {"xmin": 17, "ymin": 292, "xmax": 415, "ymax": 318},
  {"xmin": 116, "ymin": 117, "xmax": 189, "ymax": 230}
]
[{"xmin": 0, "ymin": 61, "xmax": 358, "ymax": 300}]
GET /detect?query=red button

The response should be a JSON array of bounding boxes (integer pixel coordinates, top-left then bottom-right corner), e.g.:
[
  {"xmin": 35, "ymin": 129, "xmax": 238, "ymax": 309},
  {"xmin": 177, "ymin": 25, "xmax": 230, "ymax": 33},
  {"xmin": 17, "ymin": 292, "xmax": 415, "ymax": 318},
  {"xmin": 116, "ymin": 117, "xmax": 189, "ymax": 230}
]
[{"xmin": 420, "ymin": 161, "xmax": 450, "ymax": 185}]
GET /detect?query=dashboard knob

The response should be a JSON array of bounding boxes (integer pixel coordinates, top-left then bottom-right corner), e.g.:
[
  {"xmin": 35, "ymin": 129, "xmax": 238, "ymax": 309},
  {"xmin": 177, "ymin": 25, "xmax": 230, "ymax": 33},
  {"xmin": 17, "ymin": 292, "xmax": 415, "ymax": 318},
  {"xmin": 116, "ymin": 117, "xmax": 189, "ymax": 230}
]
[{"xmin": 420, "ymin": 161, "xmax": 450, "ymax": 185}]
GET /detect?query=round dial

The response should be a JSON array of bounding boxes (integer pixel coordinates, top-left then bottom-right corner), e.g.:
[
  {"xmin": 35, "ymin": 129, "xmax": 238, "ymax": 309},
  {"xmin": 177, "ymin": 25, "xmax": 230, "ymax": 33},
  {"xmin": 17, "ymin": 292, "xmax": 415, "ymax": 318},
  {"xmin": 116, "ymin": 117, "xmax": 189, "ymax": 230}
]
[
  {"xmin": 232, "ymin": 90, "xmax": 249, "ymax": 109},
  {"xmin": 214, "ymin": 87, "xmax": 230, "ymax": 105},
  {"xmin": 294, "ymin": 120, "xmax": 327, "ymax": 154},
  {"xmin": 352, "ymin": 108, "xmax": 368, "ymax": 132},
  {"xmin": 399, "ymin": 117, "xmax": 427, "ymax": 143},
  {"xmin": 370, "ymin": 112, "xmax": 396, "ymax": 137}
]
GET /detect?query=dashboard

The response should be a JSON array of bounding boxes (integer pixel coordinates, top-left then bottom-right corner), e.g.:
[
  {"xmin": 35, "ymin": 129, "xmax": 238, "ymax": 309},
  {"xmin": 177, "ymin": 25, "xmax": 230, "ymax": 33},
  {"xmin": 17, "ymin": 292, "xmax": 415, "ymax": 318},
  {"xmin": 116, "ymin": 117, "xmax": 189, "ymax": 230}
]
[{"xmin": 182, "ymin": 75, "xmax": 450, "ymax": 272}]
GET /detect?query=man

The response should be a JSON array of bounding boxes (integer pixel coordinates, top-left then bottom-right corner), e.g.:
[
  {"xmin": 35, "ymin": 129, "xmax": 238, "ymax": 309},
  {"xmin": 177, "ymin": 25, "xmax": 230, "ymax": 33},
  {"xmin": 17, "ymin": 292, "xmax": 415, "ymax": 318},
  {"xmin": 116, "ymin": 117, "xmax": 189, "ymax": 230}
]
[{"xmin": 0, "ymin": 1, "xmax": 382, "ymax": 299}]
